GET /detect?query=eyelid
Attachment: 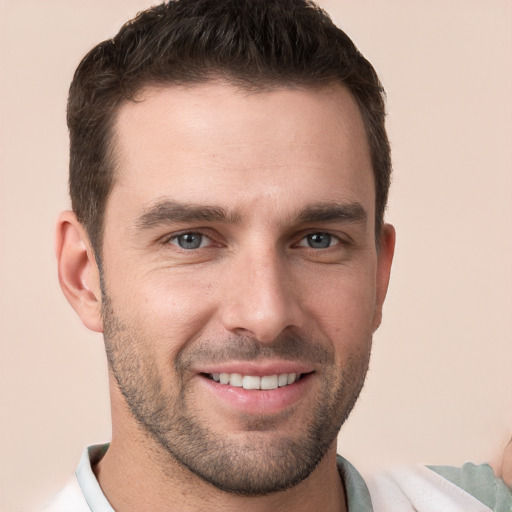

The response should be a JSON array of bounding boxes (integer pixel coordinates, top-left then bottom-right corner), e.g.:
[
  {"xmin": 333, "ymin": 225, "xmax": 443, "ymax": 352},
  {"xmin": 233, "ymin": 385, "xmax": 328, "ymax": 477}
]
[
  {"xmin": 169, "ymin": 233, "xmax": 210, "ymax": 249},
  {"xmin": 162, "ymin": 228, "xmax": 223, "ymax": 250},
  {"xmin": 294, "ymin": 231, "xmax": 344, "ymax": 248},
  {"xmin": 160, "ymin": 228, "xmax": 349, "ymax": 250}
]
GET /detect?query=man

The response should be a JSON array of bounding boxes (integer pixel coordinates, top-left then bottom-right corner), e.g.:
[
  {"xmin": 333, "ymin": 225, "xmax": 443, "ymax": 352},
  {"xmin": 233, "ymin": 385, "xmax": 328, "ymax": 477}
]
[{"xmin": 49, "ymin": 0, "xmax": 511, "ymax": 510}]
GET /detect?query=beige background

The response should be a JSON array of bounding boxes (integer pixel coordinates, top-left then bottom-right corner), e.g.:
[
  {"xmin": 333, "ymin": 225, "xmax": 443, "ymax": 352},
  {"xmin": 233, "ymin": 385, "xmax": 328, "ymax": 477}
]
[{"xmin": 0, "ymin": 1, "xmax": 511, "ymax": 511}]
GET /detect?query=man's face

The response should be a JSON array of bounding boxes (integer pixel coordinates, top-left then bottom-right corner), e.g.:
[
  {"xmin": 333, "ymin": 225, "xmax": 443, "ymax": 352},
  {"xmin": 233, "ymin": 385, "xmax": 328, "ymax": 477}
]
[{"xmin": 99, "ymin": 82, "xmax": 392, "ymax": 494}]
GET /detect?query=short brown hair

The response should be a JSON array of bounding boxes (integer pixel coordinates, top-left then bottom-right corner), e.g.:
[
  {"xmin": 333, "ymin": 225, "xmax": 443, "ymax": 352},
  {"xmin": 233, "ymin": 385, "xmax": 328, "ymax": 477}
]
[{"xmin": 68, "ymin": 0, "xmax": 391, "ymax": 255}]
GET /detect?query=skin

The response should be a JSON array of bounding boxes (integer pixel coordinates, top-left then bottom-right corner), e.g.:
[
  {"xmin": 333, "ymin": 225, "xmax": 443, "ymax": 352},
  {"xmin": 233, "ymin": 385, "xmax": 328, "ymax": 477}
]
[{"xmin": 56, "ymin": 82, "xmax": 395, "ymax": 512}]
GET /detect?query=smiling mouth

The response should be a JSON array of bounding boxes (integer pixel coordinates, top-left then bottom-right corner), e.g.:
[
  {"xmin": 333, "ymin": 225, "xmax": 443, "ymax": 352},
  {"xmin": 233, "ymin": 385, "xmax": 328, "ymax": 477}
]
[{"xmin": 203, "ymin": 372, "xmax": 306, "ymax": 390}]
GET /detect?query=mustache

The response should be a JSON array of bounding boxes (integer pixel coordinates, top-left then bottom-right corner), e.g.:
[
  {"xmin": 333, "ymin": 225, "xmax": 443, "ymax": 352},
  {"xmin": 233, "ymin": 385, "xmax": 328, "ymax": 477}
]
[{"xmin": 176, "ymin": 331, "xmax": 334, "ymax": 371}]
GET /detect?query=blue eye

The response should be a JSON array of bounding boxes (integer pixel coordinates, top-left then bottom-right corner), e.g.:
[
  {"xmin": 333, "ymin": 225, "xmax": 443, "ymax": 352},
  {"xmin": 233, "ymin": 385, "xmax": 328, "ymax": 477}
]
[
  {"xmin": 299, "ymin": 232, "xmax": 339, "ymax": 249},
  {"xmin": 169, "ymin": 232, "xmax": 207, "ymax": 250}
]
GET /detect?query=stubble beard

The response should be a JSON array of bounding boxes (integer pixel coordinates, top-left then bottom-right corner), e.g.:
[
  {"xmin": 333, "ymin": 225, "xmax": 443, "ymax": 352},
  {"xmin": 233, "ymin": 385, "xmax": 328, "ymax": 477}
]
[{"xmin": 101, "ymin": 294, "xmax": 372, "ymax": 496}]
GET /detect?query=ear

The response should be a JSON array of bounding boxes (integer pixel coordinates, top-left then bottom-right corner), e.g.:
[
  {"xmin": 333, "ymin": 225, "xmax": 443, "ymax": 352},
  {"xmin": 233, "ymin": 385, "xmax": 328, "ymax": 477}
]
[
  {"xmin": 55, "ymin": 211, "xmax": 103, "ymax": 332},
  {"xmin": 372, "ymin": 223, "xmax": 396, "ymax": 332}
]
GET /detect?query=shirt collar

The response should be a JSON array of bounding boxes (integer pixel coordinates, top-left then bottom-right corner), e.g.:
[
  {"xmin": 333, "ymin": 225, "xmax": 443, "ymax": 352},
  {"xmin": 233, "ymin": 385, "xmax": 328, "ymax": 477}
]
[
  {"xmin": 337, "ymin": 454, "xmax": 374, "ymax": 511},
  {"xmin": 76, "ymin": 444, "xmax": 114, "ymax": 512}
]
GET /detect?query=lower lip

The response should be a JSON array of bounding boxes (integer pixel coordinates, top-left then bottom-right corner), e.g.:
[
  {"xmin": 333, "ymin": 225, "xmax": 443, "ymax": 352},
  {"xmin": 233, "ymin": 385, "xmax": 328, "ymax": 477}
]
[{"xmin": 197, "ymin": 373, "xmax": 313, "ymax": 415}]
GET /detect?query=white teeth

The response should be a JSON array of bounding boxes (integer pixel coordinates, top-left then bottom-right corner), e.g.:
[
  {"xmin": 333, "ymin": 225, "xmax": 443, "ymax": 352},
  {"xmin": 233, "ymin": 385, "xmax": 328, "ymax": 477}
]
[
  {"xmin": 278, "ymin": 374, "xmax": 289, "ymax": 387},
  {"xmin": 261, "ymin": 375, "xmax": 278, "ymax": 390},
  {"xmin": 209, "ymin": 372, "xmax": 300, "ymax": 389},
  {"xmin": 242, "ymin": 375, "xmax": 261, "ymax": 390},
  {"xmin": 229, "ymin": 373, "xmax": 243, "ymax": 387}
]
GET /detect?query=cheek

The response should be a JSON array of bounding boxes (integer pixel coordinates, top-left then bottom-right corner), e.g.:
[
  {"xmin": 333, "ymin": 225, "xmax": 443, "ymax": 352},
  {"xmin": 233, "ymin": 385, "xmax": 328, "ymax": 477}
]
[
  {"xmin": 303, "ymin": 263, "xmax": 377, "ymax": 319},
  {"xmin": 106, "ymin": 268, "xmax": 219, "ymax": 355},
  {"xmin": 299, "ymin": 265, "xmax": 377, "ymax": 354}
]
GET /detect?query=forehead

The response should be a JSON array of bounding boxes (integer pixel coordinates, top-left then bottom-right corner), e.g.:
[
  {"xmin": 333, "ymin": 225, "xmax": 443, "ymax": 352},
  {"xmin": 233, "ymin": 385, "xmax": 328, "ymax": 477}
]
[{"xmin": 108, "ymin": 81, "xmax": 374, "ymax": 224}]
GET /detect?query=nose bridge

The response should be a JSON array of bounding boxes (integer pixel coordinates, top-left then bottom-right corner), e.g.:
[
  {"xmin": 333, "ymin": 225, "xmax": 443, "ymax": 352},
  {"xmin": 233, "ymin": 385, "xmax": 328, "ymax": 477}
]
[{"xmin": 220, "ymin": 241, "xmax": 300, "ymax": 342}]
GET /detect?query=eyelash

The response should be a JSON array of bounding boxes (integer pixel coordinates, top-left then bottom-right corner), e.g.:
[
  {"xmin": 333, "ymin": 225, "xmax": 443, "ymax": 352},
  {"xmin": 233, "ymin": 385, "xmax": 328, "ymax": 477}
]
[
  {"xmin": 163, "ymin": 230, "xmax": 345, "ymax": 251},
  {"xmin": 296, "ymin": 232, "xmax": 341, "ymax": 249},
  {"xmin": 165, "ymin": 231, "xmax": 215, "ymax": 250}
]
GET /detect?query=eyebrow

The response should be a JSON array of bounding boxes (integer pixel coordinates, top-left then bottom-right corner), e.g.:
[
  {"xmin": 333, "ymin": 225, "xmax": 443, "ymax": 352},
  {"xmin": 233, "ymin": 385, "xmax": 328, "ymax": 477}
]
[
  {"xmin": 135, "ymin": 199, "xmax": 367, "ymax": 231},
  {"xmin": 135, "ymin": 200, "xmax": 241, "ymax": 230},
  {"xmin": 296, "ymin": 202, "xmax": 367, "ymax": 225}
]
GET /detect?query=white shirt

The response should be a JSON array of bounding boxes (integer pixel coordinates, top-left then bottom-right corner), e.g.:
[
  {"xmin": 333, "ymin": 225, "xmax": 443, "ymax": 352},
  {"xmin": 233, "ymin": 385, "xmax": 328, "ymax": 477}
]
[
  {"xmin": 44, "ymin": 445, "xmax": 114, "ymax": 512},
  {"xmin": 44, "ymin": 444, "xmax": 505, "ymax": 512}
]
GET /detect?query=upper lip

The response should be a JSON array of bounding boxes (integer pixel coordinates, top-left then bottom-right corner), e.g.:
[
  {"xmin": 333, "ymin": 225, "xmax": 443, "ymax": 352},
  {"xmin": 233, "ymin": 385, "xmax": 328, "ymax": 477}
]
[{"xmin": 195, "ymin": 360, "xmax": 315, "ymax": 377}]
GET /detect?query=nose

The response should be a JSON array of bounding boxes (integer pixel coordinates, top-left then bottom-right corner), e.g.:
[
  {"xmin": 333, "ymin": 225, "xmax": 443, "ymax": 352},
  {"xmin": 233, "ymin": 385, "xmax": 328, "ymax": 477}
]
[{"xmin": 219, "ymin": 248, "xmax": 303, "ymax": 343}]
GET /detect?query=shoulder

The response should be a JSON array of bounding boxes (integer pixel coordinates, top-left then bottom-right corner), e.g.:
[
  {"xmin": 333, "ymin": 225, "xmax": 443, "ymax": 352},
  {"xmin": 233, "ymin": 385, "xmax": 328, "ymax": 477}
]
[
  {"xmin": 43, "ymin": 444, "xmax": 112, "ymax": 512},
  {"xmin": 42, "ymin": 476, "xmax": 90, "ymax": 512},
  {"xmin": 366, "ymin": 463, "xmax": 512, "ymax": 512},
  {"xmin": 428, "ymin": 462, "xmax": 512, "ymax": 512}
]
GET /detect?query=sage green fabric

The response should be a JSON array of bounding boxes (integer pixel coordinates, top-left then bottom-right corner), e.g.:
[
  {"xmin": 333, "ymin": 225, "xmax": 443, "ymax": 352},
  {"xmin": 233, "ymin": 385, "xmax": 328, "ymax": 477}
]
[
  {"xmin": 428, "ymin": 463, "xmax": 512, "ymax": 512},
  {"xmin": 337, "ymin": 457, "xmax": 512, "ymax": 512},
  {"xmin": 337, "ymin": 455, "xmax": 374, "ymax": 511}
]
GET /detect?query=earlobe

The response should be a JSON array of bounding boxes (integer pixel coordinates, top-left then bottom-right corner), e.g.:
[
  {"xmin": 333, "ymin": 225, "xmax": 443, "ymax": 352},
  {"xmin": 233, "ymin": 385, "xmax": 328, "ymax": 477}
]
[
  {"xmin": 373, "ymin": 223, "xmax": 396, "ymax": 332},
  {"xmin": 55, "ymin": 211, "xmax": 103, "ymax": 332}
]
